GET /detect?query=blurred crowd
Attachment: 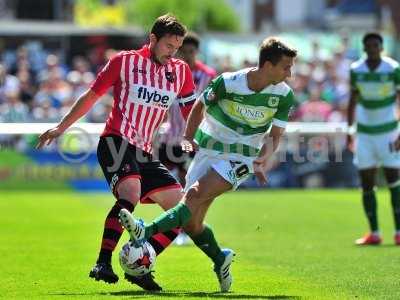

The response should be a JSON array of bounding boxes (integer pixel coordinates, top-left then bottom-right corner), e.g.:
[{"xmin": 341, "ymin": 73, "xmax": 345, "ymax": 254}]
[
  {"xmin": 213, "ymin": 39, "xmax": 356, "ymax": 123},
  {"xmin": 0, "ymin": 40, "xmax": 355, "ymax": 124},
  {"xmin": 0, "ymin": 44, "xmax": 116, "ymax": 124}
]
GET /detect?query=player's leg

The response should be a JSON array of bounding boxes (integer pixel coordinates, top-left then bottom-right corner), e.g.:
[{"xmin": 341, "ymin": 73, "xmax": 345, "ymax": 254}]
[
  {"xmin": 383, "ymin": 168, "xmax": 400, "ymax": 244},
  {"xmin": 354, "ymin": 133, "xmax": 381, "ymax": 245},
  {"xmin": 119, "ymin": 166, "xmax": 231, "ymax": 243},
  {"xmin": 170, "ymin": 145, "xmax": 192, "ymax": 245},
  {"xmin": 120, "ymin": 152, "xmax": 249, "ymax": 242},
  {"xmin": 136, "ymin": 166, "xmax": 232, "ymax": 240},
  {"xmin": 380, "ymin": 130, "xmax": 400, "ymax": 244},
  {"xmin": 355, "ymin": 168, "xmax": 381, "ymax": 245},
  {"xmin": 121, "ymin": 160, "xmax": 184, "ymax": 291},
  {"xmin": 146, "ymin": 187, "xmax": 184, "ymax": 255},
  {"xmin": 90, "ymin": 135, "xmax": 142, "ymax": 283},
  {"xmin": 185, "ymin": 184, "xmax": 235, "ymax": 292}
]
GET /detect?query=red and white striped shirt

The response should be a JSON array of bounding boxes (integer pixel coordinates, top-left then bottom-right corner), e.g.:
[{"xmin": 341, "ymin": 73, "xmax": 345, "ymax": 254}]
[
  {"xmin": 90, "ymin": 45, "xmax": 196, "ymax": 153},
  {"xmin": 159, "ymin": 60, "xmax": 216, "ymax": 145}
]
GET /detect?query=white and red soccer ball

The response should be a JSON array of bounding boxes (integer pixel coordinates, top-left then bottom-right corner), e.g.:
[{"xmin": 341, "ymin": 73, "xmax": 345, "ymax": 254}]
[{"xmin": 119, "ymin": 241, "xmax": 156, "ymax": 276}]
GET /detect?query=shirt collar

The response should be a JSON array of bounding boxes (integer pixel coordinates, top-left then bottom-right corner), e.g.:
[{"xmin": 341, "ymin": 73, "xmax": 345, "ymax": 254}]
[{"xmin": 138, "ymin": 44, "xmax": 152, "ymax": 58}]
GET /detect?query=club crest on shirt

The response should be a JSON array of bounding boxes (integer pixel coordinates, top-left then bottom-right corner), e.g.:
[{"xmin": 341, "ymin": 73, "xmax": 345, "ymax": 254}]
[
  {"xmin": 267, "ymin": 96, "xmax": 279, "ymax": 107},
  {"xmin": 132, "ymin": 67, "xmax": 147, "ymax": 74},
  {"xmin": 206, "ymin": 90, "xmax": 216, "ymax": 101},
  {"xmin": 165, "ymin": 71, "xmax": 176, "ymax": 83}
]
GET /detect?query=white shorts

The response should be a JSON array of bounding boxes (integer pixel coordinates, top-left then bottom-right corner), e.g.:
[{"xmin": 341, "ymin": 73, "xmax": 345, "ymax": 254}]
[
  {"xmin": 184, "ymin": 149, "xmax": 253, "ymax": 192},
  {"xmin": 354, "ymin": 131, "xmax": 400, "ymax": 170}
]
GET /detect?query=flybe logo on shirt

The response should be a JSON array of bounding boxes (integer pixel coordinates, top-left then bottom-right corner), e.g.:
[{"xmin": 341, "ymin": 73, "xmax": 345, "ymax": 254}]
[{"xmin": 136, "ymin": 86, "xmax": 173, "ymax": 108}]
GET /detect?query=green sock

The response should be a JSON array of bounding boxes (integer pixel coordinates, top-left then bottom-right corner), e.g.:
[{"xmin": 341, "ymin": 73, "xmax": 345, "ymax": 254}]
[
  {"xmin": 191, "ymin": 225, "xmax": 225, "ymax": 267},
  {"xmin": 389, "ymin": 184, "xmax": 400, "ymax": 231},
  {"xmin": 362, "ymin": 190, "xmax": 378, "ymax": 232},
  {"xmin": 145, "ymin": 203, "xmax": 192, "ymax": 239}
]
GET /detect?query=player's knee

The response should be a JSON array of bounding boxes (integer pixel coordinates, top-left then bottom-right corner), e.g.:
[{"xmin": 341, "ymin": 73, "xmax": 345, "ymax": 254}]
[
  {"xmin": 117, "ymin": 179, "xmax": 140, "ymax": 204},
  {"xmin": 361, "ymin": 182, "xmax": 375, "ymax": 193},
  {"xmin": 361, "ymin": 184, "xmax": 375, "ymax": 193},
  {"xmin": 184, "ymin": 186, "xmax": 209, "ymax": 207}
]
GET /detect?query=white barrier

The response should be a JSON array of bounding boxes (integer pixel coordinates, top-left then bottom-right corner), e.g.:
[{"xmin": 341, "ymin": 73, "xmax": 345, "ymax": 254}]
[{"xmin": 0, "ymin": 122, "xmax": 350, "ymax": 135}]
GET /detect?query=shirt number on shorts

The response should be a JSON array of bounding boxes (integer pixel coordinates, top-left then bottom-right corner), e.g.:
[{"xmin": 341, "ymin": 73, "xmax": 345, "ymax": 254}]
[{"xmin": 230, "ymin": 160, "xmax": 250, "ymax": 179}]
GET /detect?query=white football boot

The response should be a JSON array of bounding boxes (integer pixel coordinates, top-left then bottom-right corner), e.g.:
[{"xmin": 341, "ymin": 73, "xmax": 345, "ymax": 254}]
[
  {"xmin": 118, "ymin": 208, "xmax": 146, "ymax": 245},
  {"xmin": 214, "ymin": 248, "xmax": 235, "ymax": 292}
]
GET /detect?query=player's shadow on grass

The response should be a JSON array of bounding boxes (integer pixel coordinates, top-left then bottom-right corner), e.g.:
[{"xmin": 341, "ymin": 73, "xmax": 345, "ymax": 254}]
[
  {"xmin": 51, "ymin": 290, "xmax": 300, "ymax": 299},
  {"xmin": 81, "ymin": 290, "xmax": 300, "ymax": 299}
]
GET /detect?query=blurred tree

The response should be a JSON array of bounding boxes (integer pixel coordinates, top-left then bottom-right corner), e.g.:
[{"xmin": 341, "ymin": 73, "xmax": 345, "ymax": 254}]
[
  {"xmin": 124, "ymin": 0, "xmax": 240, "ymax": 32},
  {"xmin": 75, "ymin": 0, "xmax": 125, "ymax": 26}
]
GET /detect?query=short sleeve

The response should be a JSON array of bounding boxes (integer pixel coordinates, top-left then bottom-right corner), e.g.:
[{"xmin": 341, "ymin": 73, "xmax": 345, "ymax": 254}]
[
  {"xmin": 272, "ymin": 90, "xmax": 295, "ymax": 128},
  {"xmin": 177, "ymin": 63, "xmax": 196, "ymax": 107},
  {"xmin": 199, "ymin": 75, "xmax": 226, "ymax": 106},
  {"xmin": 90, "ymin": 53, "xmax": 123, "ymax": 96},
  {"xmin": 394, "ymin": 67, "xmax": 400, "ymax": 90},
  {"xmin": 176, "ymin": 63, "xmax": 196, "ymax": 120}
]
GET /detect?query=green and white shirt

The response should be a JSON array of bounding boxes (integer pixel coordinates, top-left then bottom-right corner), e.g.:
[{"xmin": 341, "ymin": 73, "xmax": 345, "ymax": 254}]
[
  {"xmin": 350, "ymin": 56, "xmax": 400, "ymax": 134},
  {"xmin": 195, "ymin": 68, "xmax": 294, "ymax": 158}
]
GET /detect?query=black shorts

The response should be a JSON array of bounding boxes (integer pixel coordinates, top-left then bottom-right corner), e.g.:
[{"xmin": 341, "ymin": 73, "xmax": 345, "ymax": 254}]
[
  {"xmin": 157, "ymin": 143, "xmax": 194, "ymax": 171},
  {"xmin": 97, "ymin": 135, "xmax": 181, "ymax": 203},
  {"xmin": 157, "ymin": 143, "xmax": 189, "ymax": 170}
]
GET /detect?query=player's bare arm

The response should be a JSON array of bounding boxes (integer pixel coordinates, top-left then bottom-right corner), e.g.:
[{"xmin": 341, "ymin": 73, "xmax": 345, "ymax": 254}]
[
  {"xmin": 181, "ymin": 99, "xmax": 204, "ymax": 152},
  {"xmin": 36, "ymin": 89, "xmax": 99, "ymax": 149},
  {"xmin": 253, "ymin": 125, "xmax": 285, "ymax": 185},
  {"xmin": 346, "ymin": 89, "xmax": 358, "ymax": 150}
]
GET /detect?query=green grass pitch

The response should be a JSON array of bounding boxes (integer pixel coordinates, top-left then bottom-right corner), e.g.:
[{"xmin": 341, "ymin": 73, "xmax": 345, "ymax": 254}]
[{"xmin": 1, "ymin": 189, "xmax": 399, "ymax": 299}]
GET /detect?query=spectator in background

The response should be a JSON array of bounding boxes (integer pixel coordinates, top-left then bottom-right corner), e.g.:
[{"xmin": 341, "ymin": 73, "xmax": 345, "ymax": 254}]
[
  {"xmin": 37, "ymin": 54, "xmax": 67, "ymax": 83},
  {"xmin": 0, "ymin": 63, "xmax": 19, "ymax": 104},
  {"xmin": 0, "ymin": 91, "xmax": 29, "ymax": 122},
  {"xmin": 294, "ymin": 87, "xmax": 333, "ymax": 122},
  {"xmin": 35, "ymin": 67, "xmax": 72, "ymax": 109},
  {"xmin": 16, "ymin": 68, "xmax": 35, "ymax": 107}
]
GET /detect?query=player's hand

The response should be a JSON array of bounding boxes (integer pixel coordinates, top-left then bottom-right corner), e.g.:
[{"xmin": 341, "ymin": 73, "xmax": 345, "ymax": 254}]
[
  {"xmin": 36, "ymin": 127, "xmax": 64, "ymax": 149},
  {"xmin": 181, "ymin": 138, "xmax": 198, "ymax": 153},
  {"xmin": 253, "ymin": 157, "xmax": 268, "ymax": 186},
  {"xmin": 346, "ymin": 134, "xmax": 354, "ymax": 152}
]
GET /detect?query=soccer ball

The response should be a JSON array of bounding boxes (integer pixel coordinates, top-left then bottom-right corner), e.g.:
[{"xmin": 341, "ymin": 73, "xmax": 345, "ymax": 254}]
[{"xmin": 119, "ymin": 241, "xmax": 156, "ymax": 276}]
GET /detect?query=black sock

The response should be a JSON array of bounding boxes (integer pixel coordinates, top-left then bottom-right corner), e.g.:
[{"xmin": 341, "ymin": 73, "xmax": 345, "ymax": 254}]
[
  {"xmin": 97, "ymin": 199, "xmax": 135, "ymax": 264},
  {"xmin": 148, "ymin": 228, "xmax": 181, "ymax": 255},
  {"xmin": 362, "ymin": 190, "xmax": 378, "ymax": 232},
  {"xmin": 389, "ymin": 184, "xmax": 400, "ymax": 231}
]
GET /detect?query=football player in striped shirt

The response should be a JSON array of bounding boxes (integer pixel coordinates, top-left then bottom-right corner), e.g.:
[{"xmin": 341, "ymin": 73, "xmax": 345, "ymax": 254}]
[
  {"xmin": 119, "ymin": 37, "xmax": 297, "ymax": 292},
  {"xmin": 36, "ymin": 14, "xmax": 196, "ymax": 290},
  {"xmin": 347, "ymin": 32, "xmax": 400, "ymax": 245}
]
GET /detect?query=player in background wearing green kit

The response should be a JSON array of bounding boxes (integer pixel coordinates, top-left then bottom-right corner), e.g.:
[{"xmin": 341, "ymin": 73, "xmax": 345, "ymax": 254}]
[
  {"xmin": 347, "ymin": 32, "xmax": 400, "ymax": 245},
  {"xmin": 119, "ymin": 37, "xmax": 297, "ymax": 292}
]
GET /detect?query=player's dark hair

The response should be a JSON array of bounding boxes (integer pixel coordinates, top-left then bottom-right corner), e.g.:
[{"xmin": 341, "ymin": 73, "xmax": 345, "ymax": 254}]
[
  {"xmin": 259, "ymin": 37, "xmax": 297, "ymax": 67},
  {"xmin": 183, "ymin": 32, "xmax": 200, "ymax": 49},
  {"xmin": 362, "ymin": 32, "xmax": 383, "ymax": 45},
  {"xmin": 151, "ymin": 14, "xmax": 187, "ymax": 40}
]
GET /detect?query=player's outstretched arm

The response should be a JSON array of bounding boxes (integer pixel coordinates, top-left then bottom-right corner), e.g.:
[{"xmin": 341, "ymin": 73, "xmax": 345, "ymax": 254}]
[
  {"xmin": 253, "ymin": 125, "xmax": 285, "ymax": 185},
  {"xmin": 181, "ymin": 99, "xmax": 204, "ymax": 152},
  {"xmin": 36, "ymin": 89, "xmax": 100, "ymax": 149}
]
